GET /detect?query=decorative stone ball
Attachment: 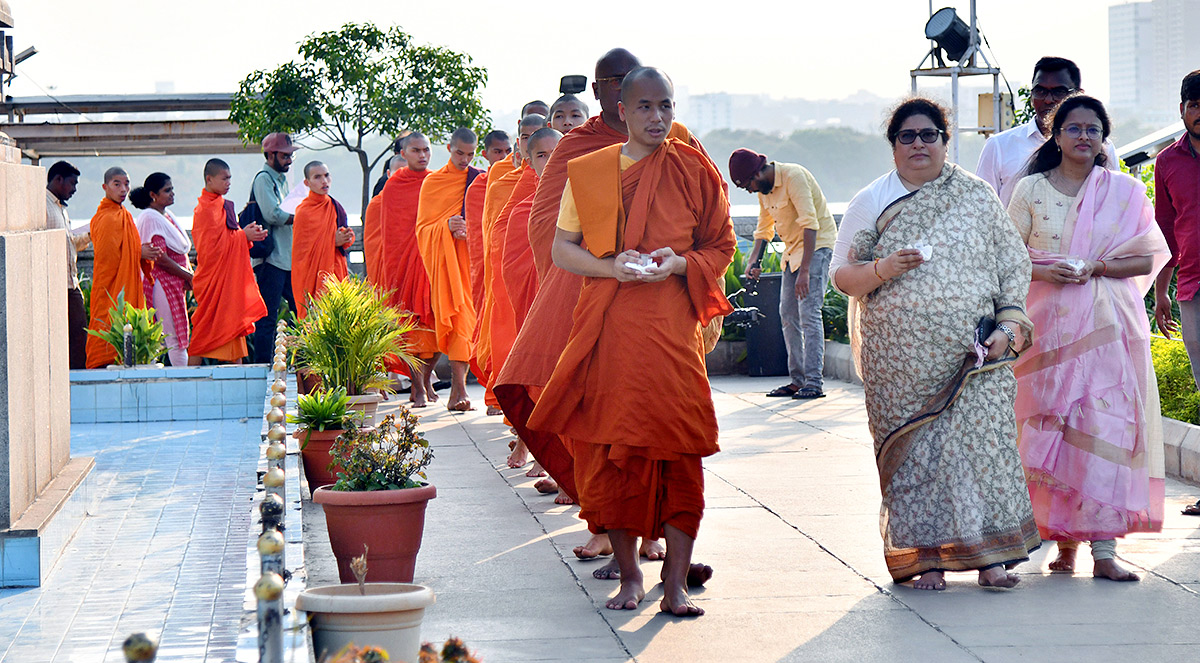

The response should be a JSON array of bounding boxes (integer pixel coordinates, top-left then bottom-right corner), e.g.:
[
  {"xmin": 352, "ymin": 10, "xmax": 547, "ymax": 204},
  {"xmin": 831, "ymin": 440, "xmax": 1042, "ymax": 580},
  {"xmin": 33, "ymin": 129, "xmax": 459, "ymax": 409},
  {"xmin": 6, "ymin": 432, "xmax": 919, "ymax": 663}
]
[
  {"xmin": 260, "ymin": 493, "xmax": 285, "ymax": 519},
  {"xmin": 266, "ymin": 407, "xmax": 285, "ymax": 424},
  {"xmin": 265, "ymin": 443, "xmax": 286, "ymax": 460},
  {"xmin": 272, "ymin": 360, "xmax": 287, "ymax": 373},
  {"xmin": 122, "ymin": 632, "xmax": 158, "ymax": 662},
  {"xmin": 269, "ymin": 393, "xmax": 286, "ymax": 408},
  {"xmin": 123, "ymin": 323, "xmax": 133, "ymax": 334},
  {"xmin": 267, "ymin": 424, "xmax": 286, "ymax": 442},
  {"xmin": 263, "ymin": 467, "xmax": 286, "ymax": 487},
  {"xmin": 270, "ymin": 379, "xmax": 287, "ymax": 394},
  {"xmin": 257, "ymin": 530, "xmax": 286, "ymax": 556},
  {"xmin": 254, "ymin": 572, "xmax": 285, "ymax": 601}
]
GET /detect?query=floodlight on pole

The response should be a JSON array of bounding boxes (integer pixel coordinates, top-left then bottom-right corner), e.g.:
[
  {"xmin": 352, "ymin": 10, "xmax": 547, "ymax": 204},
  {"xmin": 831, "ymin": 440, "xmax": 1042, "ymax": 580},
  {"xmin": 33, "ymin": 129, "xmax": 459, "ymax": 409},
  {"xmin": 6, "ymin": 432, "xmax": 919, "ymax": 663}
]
[{"xmin": 924, "ymin": 8, "xmax": 971, "ymax": 64}]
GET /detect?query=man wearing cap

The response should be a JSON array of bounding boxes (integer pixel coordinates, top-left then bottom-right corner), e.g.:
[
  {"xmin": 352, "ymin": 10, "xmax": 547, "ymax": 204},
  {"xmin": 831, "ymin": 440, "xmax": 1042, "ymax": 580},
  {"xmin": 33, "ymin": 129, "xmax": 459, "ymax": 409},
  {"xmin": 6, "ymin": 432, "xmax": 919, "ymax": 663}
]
[
  {"xmin": 729, "ymin": 149, "xmax": 836, "ymax": 400},
  {"xmin": 251, "ymin": 132, "xmax": 298, "ymax": 363}
]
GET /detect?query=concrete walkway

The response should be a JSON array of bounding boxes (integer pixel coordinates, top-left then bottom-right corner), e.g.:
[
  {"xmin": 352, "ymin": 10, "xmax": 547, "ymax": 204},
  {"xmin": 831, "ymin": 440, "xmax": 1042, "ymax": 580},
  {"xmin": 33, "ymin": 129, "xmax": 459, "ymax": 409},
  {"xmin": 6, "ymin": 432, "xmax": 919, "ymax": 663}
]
[{"xmin": 304, "ymin": 376, "xmax": 1200, "ymax": 663}]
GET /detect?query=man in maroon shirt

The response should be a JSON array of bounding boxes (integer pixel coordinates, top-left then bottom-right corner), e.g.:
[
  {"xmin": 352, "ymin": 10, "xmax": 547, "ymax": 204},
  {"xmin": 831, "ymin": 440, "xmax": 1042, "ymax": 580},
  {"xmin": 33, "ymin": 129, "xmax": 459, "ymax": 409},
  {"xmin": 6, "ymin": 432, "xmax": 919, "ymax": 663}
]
[{"xmin": 1155, "ymin": 71, "xmax": 1200, "ymax": 416}]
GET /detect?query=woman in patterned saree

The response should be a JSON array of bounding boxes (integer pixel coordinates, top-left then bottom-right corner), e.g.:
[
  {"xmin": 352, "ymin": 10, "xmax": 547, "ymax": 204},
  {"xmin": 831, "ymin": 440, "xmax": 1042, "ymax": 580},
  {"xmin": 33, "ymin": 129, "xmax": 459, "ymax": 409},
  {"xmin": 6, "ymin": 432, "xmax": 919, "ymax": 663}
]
[
  {"xmin": 830, "ymin": 97, "xmax": 1040, "ymax": 591},
  {"xmin": 1008, "ymin": 95, "xmax": 1169, "ymax": 581}
]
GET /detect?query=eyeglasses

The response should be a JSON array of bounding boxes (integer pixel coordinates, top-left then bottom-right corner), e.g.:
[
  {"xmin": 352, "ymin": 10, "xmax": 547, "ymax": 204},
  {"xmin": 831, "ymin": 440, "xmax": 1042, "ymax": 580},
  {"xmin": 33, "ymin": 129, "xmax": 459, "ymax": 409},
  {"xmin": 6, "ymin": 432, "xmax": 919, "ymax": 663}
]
[
  {"xmin": 895, "ymin": 129, "xmax": 945, "ymax": 144},
  {"xmin": 1060, "ymin": 125, "xmax": 1102, "ymax": 140},
  {"xmin": 595, "ymin": 74, "xmax": 626, "ymax": 87},
  {"xmin": 1031, "ymin": 85, "xmax": 1075, "ymax": 101}
]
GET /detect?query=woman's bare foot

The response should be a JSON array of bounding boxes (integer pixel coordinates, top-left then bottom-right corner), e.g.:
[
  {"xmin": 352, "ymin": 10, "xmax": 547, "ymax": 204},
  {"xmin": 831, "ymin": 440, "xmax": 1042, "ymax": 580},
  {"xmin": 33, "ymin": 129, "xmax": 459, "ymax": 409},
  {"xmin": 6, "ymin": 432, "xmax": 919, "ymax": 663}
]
[
  {"xmin": 526, "ymin": 461, "xmax": 547, "ymax": 478},
  {"xmin": 1049, "ymin": 546, "xmax": 1077, "ymax": 573},
  {"xmin": 606, "ymin": 575, "xmax": 645, "ymax": 610},
  {"xmin": 913, "ymin": 571, "xmax": 946, "ymax": 591},
  {"xmin": 978, "ymin": 566, "xmax": 1020, "ymax": 588},
  {"xmin": 1093, "ymin": 558, "xmax": 1140, "ymax": 582},
  {"xmin": 639, "ymin": 539, "xmax": 666, "ymax": 561},
  {"xmin": 573, "ymin": 533, "xmax": 612, "ymax": 559},
  {"xmin": 593, "ymin": 559, "xmax": 621, "ymax": 580},
  {"xmin": 659, "ymin": 582, "xmax": 704, "ymax": 616}
]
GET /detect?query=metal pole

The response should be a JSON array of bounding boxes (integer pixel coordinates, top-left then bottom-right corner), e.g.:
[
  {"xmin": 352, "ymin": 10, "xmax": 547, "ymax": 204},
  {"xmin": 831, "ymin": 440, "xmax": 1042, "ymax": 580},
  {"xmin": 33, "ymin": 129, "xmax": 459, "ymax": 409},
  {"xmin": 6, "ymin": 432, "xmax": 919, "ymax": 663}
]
[{"xmin": 951, "ymin": 69, "xmax": 960, "ymax": 164}]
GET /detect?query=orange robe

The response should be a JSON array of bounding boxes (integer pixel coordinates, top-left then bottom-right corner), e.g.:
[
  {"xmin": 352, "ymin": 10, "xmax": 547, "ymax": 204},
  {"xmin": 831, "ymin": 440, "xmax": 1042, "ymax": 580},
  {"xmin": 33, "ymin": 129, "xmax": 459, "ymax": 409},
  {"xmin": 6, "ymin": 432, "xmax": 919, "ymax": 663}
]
[
  {"xmin": 379, "ymin": 167, "xmax": 435, "ymax": 373},
  {"xmin": 189, "ymin": 189, "xmax": 268, "ymax": 360},
  {"xmin": 414, "ymin": 162, "xmax": 481, "ymax": 362},
  {"xmin": 481, "ymin": 166, "xmax": 538, "ymax": 389},
  {"xmin": 464, "ymin": 171, "xmax": 489, "ymax": 315},
  {"xmin": 85, "ymin": 198, "xmax": 153, "ymax": 368},
  {"xmin": 292, "ymin": 190, "xmax": 351, "ymax": 319},
  {"xmin": 363, "ymin": 193, "xmax": 384, "ymax": 285},
  {"xmin": 472, "ymin": 161, "xmax": 523, "ymax": 402},
  {"xmin": 501, "ymin": 190, "xmax": 538, "ymax": 329},
  {"xmin": 527, "ymin": 140, "xmax": 735, "ymax": 539},
  {"xmin": 493, "ymin": 118, "xmax": 701, "ymax": 499}
]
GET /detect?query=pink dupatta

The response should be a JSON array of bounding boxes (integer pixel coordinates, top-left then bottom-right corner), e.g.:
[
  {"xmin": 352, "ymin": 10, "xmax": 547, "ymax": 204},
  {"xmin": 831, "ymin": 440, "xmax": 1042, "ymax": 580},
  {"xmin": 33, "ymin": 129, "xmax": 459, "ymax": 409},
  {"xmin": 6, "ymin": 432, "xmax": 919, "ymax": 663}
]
[{"xmin": 1015, "ymin": 166, "xmax": 1170, "ymax": 540}]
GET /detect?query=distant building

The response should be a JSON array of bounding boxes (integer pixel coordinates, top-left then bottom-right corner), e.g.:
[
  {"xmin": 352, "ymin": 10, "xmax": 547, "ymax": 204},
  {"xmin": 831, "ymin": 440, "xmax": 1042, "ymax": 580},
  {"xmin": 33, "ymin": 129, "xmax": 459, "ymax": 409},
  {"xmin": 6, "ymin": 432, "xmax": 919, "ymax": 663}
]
[{"xmin": 1110, "ymin": 0, "xmax": 1200, "ymax": 125}]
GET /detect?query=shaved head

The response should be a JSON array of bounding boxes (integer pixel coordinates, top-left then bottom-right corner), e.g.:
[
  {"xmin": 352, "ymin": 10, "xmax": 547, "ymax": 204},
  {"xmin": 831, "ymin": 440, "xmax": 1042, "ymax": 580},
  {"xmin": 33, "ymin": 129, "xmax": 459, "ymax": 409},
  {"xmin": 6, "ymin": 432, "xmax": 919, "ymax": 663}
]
[
  {"xmin": 398, "ymin": 131, "xmax": 425, "ymax": 151},
  {"xmin": 303, "ymin": 161, "xmax": 327, "ymax": 179},
  {"xmin": 620, "ymin": 67, "xmax": 674, "ymax": 105},
  {"xmin": 521, "ymin": 100, "xmax": 550, "ymax": 117},
  {"xmin": 203, "ymin": 159, "xmax": 230, "ymax": 178},
  {"xmin": 450, "ymin": 127, "xmax": 477, "ymax": 149},
  {"xmin": 595, "ymin": 48, "xmax": 640, "ymax": 79},
  {"xmin": 519, "ymin": 113, "xmax": 548, "ymax": 133},
  {"xmin": 593, "ymin": 48, "xmax": 642, "ymax": 127},
  {"xmin": 526, "ymin": 127, "xmax": 563, "ymax": 178},
  {"xmin": 103, "ymin": 166, "xmax": 128, "ymax": 184},
  {"xmin": 389, "ymin": 154, "xmax": 407, "ymax": 171},
  {"xmin": 527, "ymin": 127, "xmax": 562, "ymax": 154}
]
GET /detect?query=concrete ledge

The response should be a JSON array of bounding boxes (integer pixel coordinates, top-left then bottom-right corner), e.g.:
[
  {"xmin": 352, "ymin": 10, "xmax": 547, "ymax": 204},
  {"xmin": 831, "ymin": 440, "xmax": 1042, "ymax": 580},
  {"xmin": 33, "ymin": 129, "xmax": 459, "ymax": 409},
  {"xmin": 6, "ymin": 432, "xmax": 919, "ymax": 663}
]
[
  {"xmin": 0, "ymin": 456, "xmax": 96, "ymax": 587},
  {"xmin": 823, "ymin": 340, "xmax": 861, "ymax": 385},
  {"xmin": 1155, "ymin": 417, "xmax": 1200, "ymax": 485},
  {"xmin": 706, "ymin": 340, "xmax": 747, "ymax": 375},
  {"xmin": 70, "ymin": 364, "xmax": 270, "ymax": 422}
]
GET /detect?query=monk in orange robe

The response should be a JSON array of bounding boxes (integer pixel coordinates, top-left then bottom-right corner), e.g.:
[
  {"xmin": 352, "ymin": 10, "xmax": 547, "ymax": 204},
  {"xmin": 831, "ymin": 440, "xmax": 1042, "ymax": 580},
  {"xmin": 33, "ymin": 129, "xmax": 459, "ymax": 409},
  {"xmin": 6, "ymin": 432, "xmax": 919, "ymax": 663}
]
[
  {"xmin": 494, "ymin": 49, "xmax": 708, "ymax": 564},
  {"xmin": 414, "ymin": 128, "xmax": 484, "ymax": 411},
  {"xmin": 467, "ymin": 131, "xmax": 512, "ymax": 326},
  {"xmin": 291, "ymin": 161, "xmax": 355, "ymax": 319},
  {"xmin": 189, "ymin": 159, "xmax": 269, "ymax": 363},
  {"xmin": 85, "ymin": 167, "xmax": 162, "ymax": 368},
  {"xmin": 379, "ymin": 135, "xmax": 438, "ymax": 405},
  {"xmin": 363, "ymin": 191, "xmax": 385, "ymax": 285},
  {"xmin": 530, "ymin": 68, "xmax": 734, "ymax": 616},
  {"xmin": 548, "ymin": 94, "xmax": 590, "ymax": 135},
  {"xmin": 503, "ymin": 128, "xmax": 561, "ymax": 330}
]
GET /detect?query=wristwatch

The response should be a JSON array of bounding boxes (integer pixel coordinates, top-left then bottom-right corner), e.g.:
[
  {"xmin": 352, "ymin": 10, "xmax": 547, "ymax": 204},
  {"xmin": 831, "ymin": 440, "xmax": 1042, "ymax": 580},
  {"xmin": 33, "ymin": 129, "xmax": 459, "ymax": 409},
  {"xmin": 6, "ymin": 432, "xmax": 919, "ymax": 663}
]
[{"xmin": 997, "ymin": 322, "xmax": 1016, "ymax": 344}]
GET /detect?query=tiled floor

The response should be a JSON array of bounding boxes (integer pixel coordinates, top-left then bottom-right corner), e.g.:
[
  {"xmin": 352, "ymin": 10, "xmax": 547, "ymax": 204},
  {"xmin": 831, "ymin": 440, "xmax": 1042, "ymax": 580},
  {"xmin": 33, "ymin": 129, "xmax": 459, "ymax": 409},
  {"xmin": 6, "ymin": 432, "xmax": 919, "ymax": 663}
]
[{"xmin": 0, "ymin": 419, "xmax": 262, "ymax": 662}]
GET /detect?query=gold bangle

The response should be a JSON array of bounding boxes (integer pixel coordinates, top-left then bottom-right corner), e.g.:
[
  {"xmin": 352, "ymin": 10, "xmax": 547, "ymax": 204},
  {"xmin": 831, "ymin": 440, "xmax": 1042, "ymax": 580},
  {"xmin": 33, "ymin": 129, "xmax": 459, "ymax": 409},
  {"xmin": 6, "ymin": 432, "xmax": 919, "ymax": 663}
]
[
  {"xmin": 874, "ymin": 258, "xmax": 885, "ymax": 281},
  {"xmin": 1098, "ymin": 259, "xmax": 1108, "ymax": 276}
]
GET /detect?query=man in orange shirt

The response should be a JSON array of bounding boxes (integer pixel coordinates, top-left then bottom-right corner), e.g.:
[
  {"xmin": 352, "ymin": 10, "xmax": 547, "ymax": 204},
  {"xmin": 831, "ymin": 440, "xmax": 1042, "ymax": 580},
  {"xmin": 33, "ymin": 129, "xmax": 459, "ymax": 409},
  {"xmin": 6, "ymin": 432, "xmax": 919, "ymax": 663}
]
[
  {"xmin": 85, "ymin": 167, "xmax": 163, "ymax": 368},
  {"xmin": 189, "ymin": 159, "xmax": 269, "ymax": 364},
  {"xmin": 292, "ymin": 161, "xmax": 355, "ymax": 319},
  {"xmin": 414, "ymin": 128, "xmax": 484, "ymax": 411},
  {"xmin": 530, "ymin": 67, "xmax": 734, "ymax": 616}
]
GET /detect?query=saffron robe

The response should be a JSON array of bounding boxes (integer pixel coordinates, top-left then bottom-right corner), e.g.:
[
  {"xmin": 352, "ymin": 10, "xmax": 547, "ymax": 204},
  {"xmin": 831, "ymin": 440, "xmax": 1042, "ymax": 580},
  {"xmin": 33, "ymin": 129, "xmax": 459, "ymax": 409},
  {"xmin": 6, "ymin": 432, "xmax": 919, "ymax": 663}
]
[
  {"xmin": 501, "ymin": 191, "xmax": 538, "ymax": 328},
  {"xmin": 363, "ymin": 193, "xmax": 385, "ymax": 285},
  {"xmin": 481, "ymin": 166, "xmax": 538, "ymax": 387},
  {"xmin": 494, "ymin": 119, "xmax": 702, "ymax": 498},
  {"xmin": 292, "ymin": 190, "xmax": 351, "ymax": 319},
  {"xmin": 414, "ymin": 162, "xmax": 482, "ymax": 362},
  {"xmin": 527, "ymin": 140, "xmax": 735, "ymax": 538},
  {"xmin": 473, "ymin": 161, "xmax": 524, "ymax": 402},
  {"xmin": 465, "ymin": 170, "xmax": 490, "ymax": 315},
  {"xmin": 380, "ymin": 167, "xmax": 437, "ymax": 366},
  {"xmin": 85, "ymin": 197, "xmax": 153, "ymax": 368},
  {"xmin": 188, "ymin": 190, "xmax": 267, "ymax": 359}
]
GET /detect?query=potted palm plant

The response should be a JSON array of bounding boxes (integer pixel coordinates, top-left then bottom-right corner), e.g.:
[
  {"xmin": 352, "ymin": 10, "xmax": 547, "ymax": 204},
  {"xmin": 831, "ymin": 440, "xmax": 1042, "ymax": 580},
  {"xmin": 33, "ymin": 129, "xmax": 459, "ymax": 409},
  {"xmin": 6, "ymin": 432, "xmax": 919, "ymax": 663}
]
[
  {"xmin": 297, "ymin": 276, "xmax": 416, "ymax": 424},
  {"xmin": 314, "ymin": 408, "xmax": 435, "ymax": 583},
  {"xmin": 289, "ymin": 387, "xmax": 358, "ymax": 490}
]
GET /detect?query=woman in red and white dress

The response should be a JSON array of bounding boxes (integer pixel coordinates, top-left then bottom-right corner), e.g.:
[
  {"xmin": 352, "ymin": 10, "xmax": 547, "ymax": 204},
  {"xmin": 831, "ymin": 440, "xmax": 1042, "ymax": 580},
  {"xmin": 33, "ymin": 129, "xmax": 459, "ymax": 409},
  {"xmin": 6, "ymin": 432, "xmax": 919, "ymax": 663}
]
[{"xmin": 132, "ymin": 172, "xmax": 193, "ymax": 366}]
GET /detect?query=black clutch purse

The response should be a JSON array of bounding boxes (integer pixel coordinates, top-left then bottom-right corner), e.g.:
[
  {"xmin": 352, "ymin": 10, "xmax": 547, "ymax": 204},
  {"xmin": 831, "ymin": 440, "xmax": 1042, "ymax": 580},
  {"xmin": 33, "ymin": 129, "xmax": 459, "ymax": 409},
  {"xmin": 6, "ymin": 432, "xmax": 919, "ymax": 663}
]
[{"xmin": 972, "ymin": 316, "xmax": 997, "ymax": 367}]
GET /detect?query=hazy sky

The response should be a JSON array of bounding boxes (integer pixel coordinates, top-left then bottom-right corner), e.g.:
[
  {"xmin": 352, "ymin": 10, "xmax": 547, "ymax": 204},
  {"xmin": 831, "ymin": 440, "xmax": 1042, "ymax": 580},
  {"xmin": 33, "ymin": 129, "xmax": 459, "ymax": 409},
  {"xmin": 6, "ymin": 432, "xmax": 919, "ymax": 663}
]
[{"xmin": 6, "ymin": 0, "xmax": 1126, "ymax": 116}]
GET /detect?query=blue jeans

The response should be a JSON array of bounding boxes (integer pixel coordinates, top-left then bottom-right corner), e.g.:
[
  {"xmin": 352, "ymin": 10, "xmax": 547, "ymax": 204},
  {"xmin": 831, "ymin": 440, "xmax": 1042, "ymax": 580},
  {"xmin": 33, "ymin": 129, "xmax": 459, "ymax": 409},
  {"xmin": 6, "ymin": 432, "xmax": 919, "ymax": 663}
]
[
  {"xmin": 252, "ymin": 262, "xmax": 297, "ymax": 364},
  {"xmin": 779, "ymin": 248, "xmax": 831, "ymax": 390}
]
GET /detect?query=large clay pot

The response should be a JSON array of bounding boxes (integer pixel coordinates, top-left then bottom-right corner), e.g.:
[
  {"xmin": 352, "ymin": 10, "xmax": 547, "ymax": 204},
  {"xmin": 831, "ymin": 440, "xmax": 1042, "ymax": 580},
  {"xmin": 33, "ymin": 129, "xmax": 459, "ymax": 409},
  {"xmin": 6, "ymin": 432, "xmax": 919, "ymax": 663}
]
[
  {"xmin": 314, "ymin": 484, "xmax": 437, "ymax": 583},
  {"xmin": 295, "ymin": 583, "xmax": 435, "ymax": 662},
  {"xmin": 346, "ymin": 392, "xmax": 383, "ymax": 427},
  {"xmin": 298, "ymin": 428, "xmax": 345, "ymax": 490},
  {"xmin": 296, "ymin": 368, "xmax": 322, "ymax": 396}
]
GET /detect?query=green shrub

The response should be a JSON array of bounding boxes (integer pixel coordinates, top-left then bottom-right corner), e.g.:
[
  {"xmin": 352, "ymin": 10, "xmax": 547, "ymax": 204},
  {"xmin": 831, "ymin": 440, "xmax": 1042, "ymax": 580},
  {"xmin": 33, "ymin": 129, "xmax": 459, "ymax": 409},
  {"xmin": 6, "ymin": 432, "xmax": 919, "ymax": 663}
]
[
  {"xmin": 1151, "ymin": 336, "xmax": 1200, "ymax": 424},
  {"xmin": 823, "ymin": 285, "xmax": 849, "ymax": 344},
  {"xmin": 84, "ymin": 290, "xmax": 166, "ymax": 366},
  {"xmin": 329, "ymin": 411, "xmax": 433, "ymax": 491}
]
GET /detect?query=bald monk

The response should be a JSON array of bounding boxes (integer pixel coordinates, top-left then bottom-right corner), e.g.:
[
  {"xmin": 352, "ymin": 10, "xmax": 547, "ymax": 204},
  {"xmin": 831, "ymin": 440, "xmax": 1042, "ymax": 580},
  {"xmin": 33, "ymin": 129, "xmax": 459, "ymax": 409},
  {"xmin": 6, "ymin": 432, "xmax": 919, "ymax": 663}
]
[
  {"xmin": 85, "ymin": 167, "xmax": 163, "ymax": 368},
  {"xmin": 530, "ymin": 67, "xmax": 734, "ymax": 616},
  {"xmin": 189, "ymin": 159, "xmax": 269, "ymax": 364},
  {"xmin": 380, "ymin": 135, "xmax": 439, "ymax": 406},
  {"xmin": 414, "ymin": 127, "xmax": 484, "ymax": 411},
  {"xmin": 549, "ymin": 94, "xmax": 590, "ymax": 134},
  {"xmin": 522, "ymin": 99, "xmax": 550, "ymax": 118},
  {"xmin": 494, "ymin": 48, "xmax": 710, "ymax": 564},
  {"xmin": 292, "ymin": 162, "xmax": 354, "ymax": 319},
  {"xmin": 468, "ymin": 131, "xmax": 513, "ymax": 318}
]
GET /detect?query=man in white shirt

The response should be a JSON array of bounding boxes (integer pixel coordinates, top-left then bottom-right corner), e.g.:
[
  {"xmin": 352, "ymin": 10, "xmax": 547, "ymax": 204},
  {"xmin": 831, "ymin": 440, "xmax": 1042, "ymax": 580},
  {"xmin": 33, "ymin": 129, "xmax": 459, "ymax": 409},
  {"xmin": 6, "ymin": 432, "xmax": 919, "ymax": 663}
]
[
  {"xmin": 976, "ymin": 56, "xmax": 1118, "ymax": 207},
  {"xmin": 45, "ymin": 160, "xmax": 92, "ymax": 369}
]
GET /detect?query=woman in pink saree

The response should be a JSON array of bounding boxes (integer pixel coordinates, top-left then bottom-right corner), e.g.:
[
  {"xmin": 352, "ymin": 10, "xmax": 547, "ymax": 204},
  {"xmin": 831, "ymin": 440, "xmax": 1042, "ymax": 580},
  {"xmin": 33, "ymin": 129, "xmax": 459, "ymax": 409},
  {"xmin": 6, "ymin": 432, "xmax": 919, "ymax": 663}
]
[{"xmin": 1009, "ymin": 95, "xmax": 1170, "ymax": 581}]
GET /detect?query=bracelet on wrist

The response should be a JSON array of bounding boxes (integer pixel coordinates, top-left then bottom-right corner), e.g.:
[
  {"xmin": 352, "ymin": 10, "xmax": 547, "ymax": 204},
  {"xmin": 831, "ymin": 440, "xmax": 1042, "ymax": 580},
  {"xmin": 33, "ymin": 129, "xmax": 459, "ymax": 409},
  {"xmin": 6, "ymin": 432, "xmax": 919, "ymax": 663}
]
[
  {"xmin": 1098, "ymin": 259, "xmax": 1108, "ymax": 276},
  {"xmin": 996, "ymin": 322, "xmax": 1016, "ymax": 345},
  {"xmin": 873, "ymin": 258, "xmax": 885, "ymax": 281}
]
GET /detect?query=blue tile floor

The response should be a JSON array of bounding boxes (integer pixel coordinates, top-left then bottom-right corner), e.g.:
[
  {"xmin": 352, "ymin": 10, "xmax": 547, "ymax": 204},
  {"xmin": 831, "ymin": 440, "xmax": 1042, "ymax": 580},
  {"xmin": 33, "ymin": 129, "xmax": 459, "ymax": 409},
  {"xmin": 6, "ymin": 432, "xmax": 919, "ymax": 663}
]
[{"xmin": 0, "ymin": 419, "xmax": 262, "ymax": 662}]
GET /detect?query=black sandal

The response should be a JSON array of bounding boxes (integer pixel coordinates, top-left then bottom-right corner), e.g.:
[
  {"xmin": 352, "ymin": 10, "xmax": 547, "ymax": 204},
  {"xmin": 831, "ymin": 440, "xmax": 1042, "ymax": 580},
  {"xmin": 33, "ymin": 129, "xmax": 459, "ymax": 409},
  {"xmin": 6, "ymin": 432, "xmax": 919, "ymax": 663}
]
[
  {"xmin": 766, "ymin": 384, "xmax": 801, "ymax": 397},
  {"xmin": 792, "ymin": 387, "xmax": 826, "ymax": 400},
  {"xmin": 1183, "ymin": 500, "xmax": 1200, "ymax": 516}
]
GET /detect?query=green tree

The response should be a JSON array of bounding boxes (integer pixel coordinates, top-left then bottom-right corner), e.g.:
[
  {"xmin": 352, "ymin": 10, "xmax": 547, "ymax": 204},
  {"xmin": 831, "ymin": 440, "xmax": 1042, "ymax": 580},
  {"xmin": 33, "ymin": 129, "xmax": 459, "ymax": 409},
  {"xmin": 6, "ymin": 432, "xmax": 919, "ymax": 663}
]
[{"xmin": 231, "ymin": 23, "xmax": 490, "ymax": 213}]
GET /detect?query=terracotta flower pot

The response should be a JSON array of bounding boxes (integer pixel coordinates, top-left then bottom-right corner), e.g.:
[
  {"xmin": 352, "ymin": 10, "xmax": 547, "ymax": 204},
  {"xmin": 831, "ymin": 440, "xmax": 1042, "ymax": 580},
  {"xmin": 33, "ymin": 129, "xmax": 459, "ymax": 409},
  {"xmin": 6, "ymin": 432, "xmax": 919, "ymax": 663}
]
[
  {"xmin": 298, "ymin": 428, "xmax": 346, "ymax": 490},
  {"xmin": 295, "ymin": 583, "xmax": 435, "ymax": 662},
  {"xmin": 314, "ymin": 484, "xmax": 437, "ymax": 584},
  {"xmin": 296, "ymin": 368, "xmax": 322, "ymax": 396},
  {"xmin": 346, "ymin": 392, "xmax": 383, "ymax": 427}
]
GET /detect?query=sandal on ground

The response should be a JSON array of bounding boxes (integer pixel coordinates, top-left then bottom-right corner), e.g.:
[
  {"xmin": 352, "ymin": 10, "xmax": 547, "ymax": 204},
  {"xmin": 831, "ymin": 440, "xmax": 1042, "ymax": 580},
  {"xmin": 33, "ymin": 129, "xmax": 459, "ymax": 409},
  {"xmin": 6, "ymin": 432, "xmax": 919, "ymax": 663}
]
[
  {"xmin": 766, "ymin": 384, "xmax": 801, "ymax": 397},
  {"xmin": 1183, "ymin": 500, "xmax": 1200, "ymax": 516},
  {"xmin": 792, "ymin": 387, "xmax": 826, "ymax": 400}
]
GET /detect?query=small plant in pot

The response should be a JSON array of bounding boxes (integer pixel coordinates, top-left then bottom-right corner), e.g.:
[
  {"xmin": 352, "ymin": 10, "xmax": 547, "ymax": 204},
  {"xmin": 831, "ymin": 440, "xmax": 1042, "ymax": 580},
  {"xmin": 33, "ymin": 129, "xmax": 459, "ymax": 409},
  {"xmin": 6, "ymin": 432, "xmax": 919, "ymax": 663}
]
[
  {"xmin": 85, "ymin": 291, "xmax": 167, "ymax": 367},
  {"xmin": 314, "ymin": 408, "xmax": 435, "ymax": 584},
  {"xmin": 289, "ymin": 387, "xmax": 361, "ymax": 490},
  {"xmin": 297, "ymin": 275, "xmax": 418, "ymax": 423}
]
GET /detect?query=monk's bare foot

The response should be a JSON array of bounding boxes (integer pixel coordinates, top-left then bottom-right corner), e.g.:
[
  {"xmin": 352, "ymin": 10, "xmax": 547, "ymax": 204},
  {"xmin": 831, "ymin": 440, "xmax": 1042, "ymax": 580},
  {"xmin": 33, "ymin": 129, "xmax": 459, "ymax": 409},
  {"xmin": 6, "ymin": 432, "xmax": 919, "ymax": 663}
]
[
  {"xmin": 593, "ymin": 559, "xmax": 621, "ymax": 580},
  {"xmin": 447, "ymin": 398, "xmax": 471, "ymax": 412},
  {"xmin": 639, "ymin": 539, "xmax": 665, "ymax": 561},
  {"xmin": 605, "ymin": 577, "xmax": 644, "ymax": 610},
  {"xmin": 554, "ymin": 492, "xmax": 575, "ymax": 505},
  {"xmin": 1093, "ymin": 558, "xmax": 1140, "ymax": 582},
  {"xmin": 573, "ymin": 533, "xmax": 612, "ymax": 559},
  {"xmin": 660, "ymin": 562, "xmax": 713, "ymax": 587},
  {"xmin": 913, "ymin": 571, "xmax": 946, "ymax": 591},
  {"xmin": 659, "ymin": 585, "xmax": 704, "ymax": 617},
  {"xmin": 527, "ymin": 461, "xmax": 547, "ymax": 478},
  {"xmin": 978, "ymin": 566, "xmax": 1020, "ymax": 588},
  {"xmin": 534, "ymin": 478, "xmax": 558, "ymax": 494},
  {"xmin": 487, "ymin": 405, "xmax": 503, "ymax": 416},
  {"xmin": 1049, "ymin": 546, "xmax": 1077, "ymax": 573},
  {"xmin": 507, "ymin": 447, "xmax": 529, "ymax": 468}
]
